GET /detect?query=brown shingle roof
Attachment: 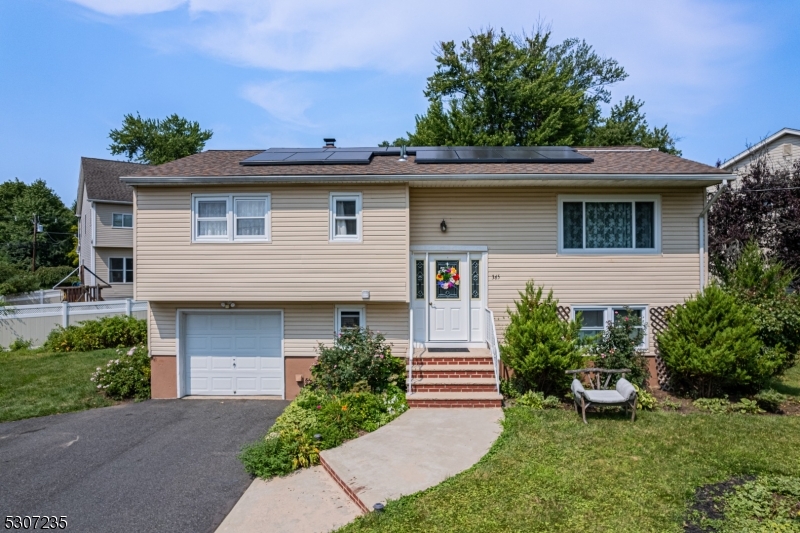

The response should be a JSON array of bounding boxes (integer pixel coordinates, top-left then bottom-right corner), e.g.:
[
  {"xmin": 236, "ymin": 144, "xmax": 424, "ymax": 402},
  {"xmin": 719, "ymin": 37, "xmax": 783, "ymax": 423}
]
[
  {"xmin": 127, "ymin": 147, "xmax": 726, "ymax": 178},
  {"xmin": 82, "ymin": 158, "xmax": 150, "ymax": 202}
]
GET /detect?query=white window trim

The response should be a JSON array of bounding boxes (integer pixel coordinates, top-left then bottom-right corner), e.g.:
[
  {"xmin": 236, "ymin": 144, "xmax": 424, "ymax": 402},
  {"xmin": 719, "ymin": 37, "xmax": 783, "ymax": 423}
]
[
  {"xmin": 109, "ymin": 256, "xmax": 134, "ymax": 284},
  {"xmin": 572, "ymin": 305, "xmax": 648, "ymax": 350},
  {"xmin": 329, "ymin": 193, "xmax": 363, "ymax": 242},
  {"xmin": 557, "ymin": 194, "xmax": 661, "ymax": 255},
  {"xmin": 112, "ymin": 212, "xmax": 133, "ymax": 228},
  {"xmin": 192, "ymin": 193, "xmax": 271, "ymax": 243},
  {"xmin": 335, "ymin": 305, "xmax": 366, "ymax": 334}
]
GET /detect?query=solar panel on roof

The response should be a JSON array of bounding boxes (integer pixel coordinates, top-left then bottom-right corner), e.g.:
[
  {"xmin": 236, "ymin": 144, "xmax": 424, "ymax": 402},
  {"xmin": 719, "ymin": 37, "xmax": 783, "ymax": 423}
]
[{"xmin": 240, "ymin": 146, "xmax": 593, "ymax": 166}]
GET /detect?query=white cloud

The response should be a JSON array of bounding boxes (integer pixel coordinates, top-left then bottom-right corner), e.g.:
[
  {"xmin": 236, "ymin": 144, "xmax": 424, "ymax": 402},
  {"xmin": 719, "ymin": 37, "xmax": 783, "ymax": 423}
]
[
  {"xmin": 68, "ymin": 0, "xmax": 185, "ymax": 16},
  {"xmin": 240, "ymin": 79, "xmax": 316, "ymax": 127},
  {"xmin": 69, "ymin": 0, "xmax": 763, "ymax": 119}
]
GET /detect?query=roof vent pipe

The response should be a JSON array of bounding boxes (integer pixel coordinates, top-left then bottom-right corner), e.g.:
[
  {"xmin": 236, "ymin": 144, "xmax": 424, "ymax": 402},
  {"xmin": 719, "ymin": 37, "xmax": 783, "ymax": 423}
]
[
  {"xmin": 323, "ymin": 138, "xmax": 336, "ymax": 148},
  {"xmin": 398, "ymin": 145, "xmax": 407, "ymax": 162}
]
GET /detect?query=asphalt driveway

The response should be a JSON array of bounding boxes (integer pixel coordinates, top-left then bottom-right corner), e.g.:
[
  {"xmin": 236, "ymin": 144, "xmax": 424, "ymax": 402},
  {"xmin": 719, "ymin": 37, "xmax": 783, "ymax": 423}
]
[{"xmin": 0, "ymin": 399, "xmax": 288, "ymax": 533}]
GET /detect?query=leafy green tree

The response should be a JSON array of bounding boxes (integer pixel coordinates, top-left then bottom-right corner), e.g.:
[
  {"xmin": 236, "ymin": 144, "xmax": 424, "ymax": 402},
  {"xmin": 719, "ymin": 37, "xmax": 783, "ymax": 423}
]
[
  {"xmin": 500, "ymin": 281, "xmax": 582, "ymax": 396},
  {"xmin": 657, "ymin": 285, "xmax": 784, "ymax": 397},
  {"xmin": 0, "ymin": 179, "xmax": 75, "ymax": 271},
  {"xmin": 385, "ymin": 27, "xmax": 678, "ymax": 154},
  {"xmin": 718, "ymin": 241, "xmax": 800, "ymax": 370},
  {"xmin": 108, "ymin": 113, "xmax": 213, "ymax": 165}
]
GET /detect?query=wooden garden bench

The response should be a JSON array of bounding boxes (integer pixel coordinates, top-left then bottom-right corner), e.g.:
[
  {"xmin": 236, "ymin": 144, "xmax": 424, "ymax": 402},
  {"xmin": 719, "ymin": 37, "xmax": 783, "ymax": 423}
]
[{"xmin": 566, "ymin": 368, "xmax": 638, "ymax": 424}]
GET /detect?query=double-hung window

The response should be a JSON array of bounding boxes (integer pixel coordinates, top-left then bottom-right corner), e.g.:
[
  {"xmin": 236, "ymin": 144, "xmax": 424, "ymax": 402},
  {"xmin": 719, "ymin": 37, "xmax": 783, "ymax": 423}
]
[
  {"xmin": 112, "ymin": 213, "xmax": 133, "ymax": 228},
  {"xmin": 193, "ymin": 194, "xmax": 270, "ymax": 242},
  {"xmin": 330, "ymin": 193, "xmax": 362, "ymax": 242},
  {"xmin": 109, "ymin": 257, "xmax": 133, "ymax": 283},
  {"xmin": 559, "ymin": 195, "xmax": 660, "ymax": 253},
  {"xmin": 573, "ymin": 306, "xmax": 647, "ymax": 349}
]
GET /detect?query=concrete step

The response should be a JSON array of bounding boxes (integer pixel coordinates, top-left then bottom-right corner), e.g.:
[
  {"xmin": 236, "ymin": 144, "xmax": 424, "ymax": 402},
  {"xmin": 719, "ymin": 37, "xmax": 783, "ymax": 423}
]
[{"xmin": 406, "ymin": 391, "xmax": 503, "ymax": 408}]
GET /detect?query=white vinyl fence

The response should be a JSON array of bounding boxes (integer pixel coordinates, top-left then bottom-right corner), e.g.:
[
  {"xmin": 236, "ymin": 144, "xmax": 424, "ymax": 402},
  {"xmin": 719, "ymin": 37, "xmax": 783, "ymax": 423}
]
[
  {"xmin": 1, "ymin": 290, "xmax": 62, "ymax": 305},
  {"xmin": 0, "ymin": 299, "xmax": 147, "ymax": 348}
]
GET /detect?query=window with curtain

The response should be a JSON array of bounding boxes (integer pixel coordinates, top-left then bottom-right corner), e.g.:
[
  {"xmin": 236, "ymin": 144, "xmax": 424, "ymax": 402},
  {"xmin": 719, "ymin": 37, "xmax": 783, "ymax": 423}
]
[
  {"xmin": 561, "ymin": 197, "xmax": 657, "ymax": 252},
  {"xmin": 193, "ymin": 195, "xmax": 270, "ymax": 242},
  {"xmin": 330, "ymin": 193, "xmax": 362, "ymax": 241}
]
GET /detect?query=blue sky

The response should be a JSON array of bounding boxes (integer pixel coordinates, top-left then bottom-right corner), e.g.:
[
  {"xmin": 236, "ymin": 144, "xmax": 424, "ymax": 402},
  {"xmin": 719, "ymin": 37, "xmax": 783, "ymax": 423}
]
[{"xmin": 1, "ymin": 0, "xmax": 799, "ymax": 205}]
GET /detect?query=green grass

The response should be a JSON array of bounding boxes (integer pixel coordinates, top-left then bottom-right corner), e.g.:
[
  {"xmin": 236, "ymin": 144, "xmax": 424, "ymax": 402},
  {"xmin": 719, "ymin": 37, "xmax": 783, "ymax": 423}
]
[
  {"xmin": 0, "ymin": 348, "xmax": 118, "ymax": 422},
  {"xmin": 339, "ymin": 385, "xmax": 800, "ymax": 532},
  {"xmin": 771, "ymin": 363, "xmax": 800, "ymax": 398}
]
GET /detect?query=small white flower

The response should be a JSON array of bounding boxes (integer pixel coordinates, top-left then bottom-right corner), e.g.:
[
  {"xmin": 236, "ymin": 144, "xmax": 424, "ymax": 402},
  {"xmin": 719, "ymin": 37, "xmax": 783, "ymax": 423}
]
[
  {"xmin": 97, "ymin": 385, "xmax": 102, "ymax": 389},
  {"xmin": 127, "ymin": 347, "xmax": 135, "ymax": 356},
  {"xmin": 90, "ymin": 377, "xmax": 95, "ymax": 382}
]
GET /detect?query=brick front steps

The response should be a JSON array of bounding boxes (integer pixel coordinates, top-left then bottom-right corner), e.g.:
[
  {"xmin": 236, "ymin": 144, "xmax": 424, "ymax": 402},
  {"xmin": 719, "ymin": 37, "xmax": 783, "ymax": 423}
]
[{"xmin": 406, "ymin": 348, "xmax": 502, "ymax": 407}]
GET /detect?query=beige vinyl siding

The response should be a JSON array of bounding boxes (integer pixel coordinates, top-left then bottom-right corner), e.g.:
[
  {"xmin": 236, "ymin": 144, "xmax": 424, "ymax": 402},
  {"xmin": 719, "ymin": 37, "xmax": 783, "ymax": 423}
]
[
  {"xmin": 148, "ymin": 301, "xmax": 408, "ymax": 358},
  {"xmin": 135, "ymin": 185, "xmax": 408, "ymax": 302},
  {"xmin": 410, "ymin": 187, "xmax": 704, "ymax": 353},
  {"xmin": 94, "ymin": 248, "xmax": 134, "ymax": 299},
  {"xmin": 728, "ymin": 136, "xmax": 800, "ymax": 176},
  {"xmin": 95, "ymin": 202, "xmax": 133, "ymax": 248}
]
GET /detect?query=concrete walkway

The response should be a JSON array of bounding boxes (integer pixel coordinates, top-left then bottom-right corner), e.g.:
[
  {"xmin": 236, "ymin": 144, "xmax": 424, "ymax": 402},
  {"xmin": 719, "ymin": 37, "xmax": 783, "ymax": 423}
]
[
  {"xmin": 321, "ymin": 408, "xmax": 504, "ymax": 511},
  {"xmin": 217, "ymin": 408, "xmax": 503, "ymax": 533}
]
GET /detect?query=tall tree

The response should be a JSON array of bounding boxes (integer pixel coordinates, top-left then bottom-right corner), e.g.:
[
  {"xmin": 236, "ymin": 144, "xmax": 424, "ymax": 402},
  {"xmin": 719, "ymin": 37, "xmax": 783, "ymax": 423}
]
[
  {"xmin": 108, "ymin": 113, "xmax": 213, "ymax": 165},
  {"xmin": 709, "ymin": 157, "xmax": 800, "ymax": 281},
  {"xmin": 0, "ymin": 179, "xmax": 75, "ymax": 269},
  {"xmin": 385, "ymin": 27, "xmax": 678, "ymax": 154}
]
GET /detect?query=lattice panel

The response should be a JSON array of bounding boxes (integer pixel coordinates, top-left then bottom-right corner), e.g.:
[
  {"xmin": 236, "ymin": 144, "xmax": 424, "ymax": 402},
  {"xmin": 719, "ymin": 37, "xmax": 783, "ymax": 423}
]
[
  {"xmin": 651, "ymin": 305, "xmax": 678, "ymax": 391},
  {"xmin": 557, "ymin": 306, "xmax": 571, "ymax": 322}
]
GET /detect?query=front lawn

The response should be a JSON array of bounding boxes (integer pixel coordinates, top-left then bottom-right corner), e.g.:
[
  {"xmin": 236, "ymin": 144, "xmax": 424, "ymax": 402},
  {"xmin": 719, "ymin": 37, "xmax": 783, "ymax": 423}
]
[
  {"xmin": 340, "ymin": 394, "xmax": 800, "ymax": 531},
  {"xmin": 0, "ymin": 348, "xmax": 118, "ymax": 422}
]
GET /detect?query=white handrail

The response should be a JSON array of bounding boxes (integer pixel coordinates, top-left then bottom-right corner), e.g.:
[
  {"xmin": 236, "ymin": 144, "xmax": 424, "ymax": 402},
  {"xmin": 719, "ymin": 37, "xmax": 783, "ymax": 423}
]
[
  {"xmin": 484, "ymin": 308, "xmax": 501, "ymax": 393},
  {"xmin": 407, "ymin": 308, "xmax": 414, "ymax": 395}
]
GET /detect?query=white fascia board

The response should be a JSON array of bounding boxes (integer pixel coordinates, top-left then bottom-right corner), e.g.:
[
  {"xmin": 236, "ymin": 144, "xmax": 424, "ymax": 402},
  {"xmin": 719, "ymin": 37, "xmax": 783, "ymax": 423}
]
[
  {"xmin": 119, "ymin": 172, "xmax": 734, "ymax": 186},
  {"xmin": 720, "ymin": 128, "xmax": 800, "ymax": 169}
]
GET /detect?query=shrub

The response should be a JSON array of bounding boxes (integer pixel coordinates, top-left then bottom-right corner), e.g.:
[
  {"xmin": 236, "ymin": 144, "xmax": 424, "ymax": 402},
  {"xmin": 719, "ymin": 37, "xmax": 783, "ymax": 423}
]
[
  {"xmin": 516, "ymin": 390, "xmax": 560, "ymax": 409},
  {"xmin": 500, "ymin": 281, "xmax": 582, "ymax": 396},
  {"xmin": 754, "ymin": 389, "xmax": 787, "ymax": 413},
  {"xmin": 240, "ymin": 385, "xmax": 408, "ymax": 479},
  {"xmin": 45, "ymin": 315, "xmax": 147, "ymax": 352},
  {"xmin": 693, "ymin": 397, "xmax": 731, "ymax": 414},
  {"xmin": 587, "ymin": 307, "xmax": 649, "ymax": 388},
  {"xmin": 657, "ymin": 285, "xmax": 781, "ymax": 396},
  {"xmin": 310, "ymin": 328, "xmax": 405, "ymax": 393},
  {"xmin": 8, "ymin": 338, "xmax": 33, "ymax": 351},
  {"xmin": 718, "ymin": 242, "xmax": 800, "ymax": 372},
  {"xmin": 730, "ymin": 398, "xmax": 763, "ymax": 415},
  {"xmin": 90, "ymin": 345, "xmax": 150, "ymax": 400},
  {"xmin": 633, "ymin": 384, "xmax": 657, "ymax": 410}
]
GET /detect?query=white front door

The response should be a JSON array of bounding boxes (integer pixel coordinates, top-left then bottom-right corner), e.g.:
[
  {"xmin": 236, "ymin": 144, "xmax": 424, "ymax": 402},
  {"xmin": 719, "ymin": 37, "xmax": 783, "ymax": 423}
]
[
  {"xmin": 184, "ymin": 311, "xmax": 283, "ymax": 396},
  {"xmin": 428, "ymin": 254, "xmax": 469, "ymax": 341}
]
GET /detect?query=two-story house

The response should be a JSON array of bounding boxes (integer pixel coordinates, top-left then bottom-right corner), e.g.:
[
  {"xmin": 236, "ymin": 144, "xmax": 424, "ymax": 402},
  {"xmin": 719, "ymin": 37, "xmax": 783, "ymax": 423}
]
[
  {"xmin": 76, "ymin": 157, "xmax": 150, "ymax": 300},
  {"xmin": 721, "ymin": 127, "xmax": 800, "ymax": 176},
  {"xmin": 121, "ymin": 145, "xmax": 732, "ymax": 405}
]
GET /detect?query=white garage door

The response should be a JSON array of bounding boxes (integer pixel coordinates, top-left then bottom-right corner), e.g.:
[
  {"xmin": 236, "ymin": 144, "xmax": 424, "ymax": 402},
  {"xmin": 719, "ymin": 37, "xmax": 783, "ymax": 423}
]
[{"xmin": 184, "ymin": 312, "xmax": 283, "ymax": 396}]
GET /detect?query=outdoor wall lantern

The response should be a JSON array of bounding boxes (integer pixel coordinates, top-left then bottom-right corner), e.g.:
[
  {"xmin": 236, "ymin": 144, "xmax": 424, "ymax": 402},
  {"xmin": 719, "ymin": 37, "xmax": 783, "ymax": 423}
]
[{"xmin": 440, "ymin": 219, "xmax": 447, "ymax": 232}]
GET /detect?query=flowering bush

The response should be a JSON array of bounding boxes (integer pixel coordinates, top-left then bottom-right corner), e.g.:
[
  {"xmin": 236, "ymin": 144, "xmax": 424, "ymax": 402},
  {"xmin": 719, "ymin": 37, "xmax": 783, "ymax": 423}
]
[
  {"xmin": 90, "ymin": 345, "xmax": 150, "ymax": 400},
  {"xmin": 240, "ymin": 385, "xmax": 408, "ymax": 479},
  {"xmin": 310, "ymin": 327, "xmax": 405, "ymax": 393},
  {"xmin": 587, "ymin": 307, "xmax": 650, "ymax": 388}
]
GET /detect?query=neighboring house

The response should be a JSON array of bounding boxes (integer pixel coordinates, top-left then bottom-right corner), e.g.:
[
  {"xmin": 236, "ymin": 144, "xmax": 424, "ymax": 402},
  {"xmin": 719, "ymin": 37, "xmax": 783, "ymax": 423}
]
[
  {"xmin": 76, "ymin": 157, "xmax": 150, "ymax": 300},
  {"xmin": 720, "ymin": 127, "xmax": 800, "ymax": 176},
  {"xmin": 121, "ymin": 145, "xmax": 732, "ymax": 403}
]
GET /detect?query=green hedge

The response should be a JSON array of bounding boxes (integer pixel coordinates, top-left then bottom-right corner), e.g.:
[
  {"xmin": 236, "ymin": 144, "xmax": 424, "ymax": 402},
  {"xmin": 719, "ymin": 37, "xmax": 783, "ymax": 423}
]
[{"xmin": 46, "ymin": 315, "xmax": 147, "ymax": 352}]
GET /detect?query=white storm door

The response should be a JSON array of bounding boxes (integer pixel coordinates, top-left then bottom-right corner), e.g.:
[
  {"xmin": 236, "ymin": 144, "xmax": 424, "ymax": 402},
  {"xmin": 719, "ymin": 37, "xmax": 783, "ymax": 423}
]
[
  {"xmin": 185, "ymin": 312, "xmax": 283, "ymax": 396},
  {"xmin": 428, "ymin": 255, "xmax": 469, "ymax": 341}
]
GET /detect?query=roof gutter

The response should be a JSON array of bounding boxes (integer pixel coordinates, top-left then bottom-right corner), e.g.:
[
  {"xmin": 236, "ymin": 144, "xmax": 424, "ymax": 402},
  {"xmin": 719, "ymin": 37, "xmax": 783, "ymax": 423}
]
[
  {"xmin": 698, "ymin": 179, "xmax": 729, "ymax": 290},
  {"xmin": 120, "ymin": 172, "xmax": 734, "ymax": 186}
]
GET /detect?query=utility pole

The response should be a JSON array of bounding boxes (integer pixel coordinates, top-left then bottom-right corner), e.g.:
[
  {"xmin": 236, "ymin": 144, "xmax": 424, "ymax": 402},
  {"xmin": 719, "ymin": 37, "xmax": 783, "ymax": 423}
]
[{"xmin": 32, "ymin": 214, "xmax": 38, "ymax": 273}]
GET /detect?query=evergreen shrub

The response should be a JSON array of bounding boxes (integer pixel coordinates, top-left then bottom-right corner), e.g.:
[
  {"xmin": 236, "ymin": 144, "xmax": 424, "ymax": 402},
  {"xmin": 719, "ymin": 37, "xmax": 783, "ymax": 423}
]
[
  {"xmin": 657, "ymin": 285, "xmax": 781, "ymax": 396},
  {"xmin": 500, "ymin": 281, "xmax": 582, "ymax": 396},
  {"xmin": 46, "ymin": 315, "xmax": 147, "ymax": 352}
]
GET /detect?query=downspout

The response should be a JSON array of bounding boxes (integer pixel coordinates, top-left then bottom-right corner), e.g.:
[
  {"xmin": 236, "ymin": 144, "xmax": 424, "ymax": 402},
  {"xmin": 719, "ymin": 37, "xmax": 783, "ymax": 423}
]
[{"xmin": 698, "ymin": 179, "xmax": 728, "ymax": 290}]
